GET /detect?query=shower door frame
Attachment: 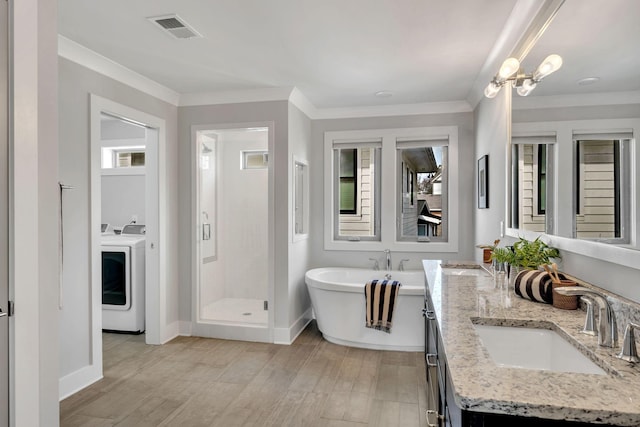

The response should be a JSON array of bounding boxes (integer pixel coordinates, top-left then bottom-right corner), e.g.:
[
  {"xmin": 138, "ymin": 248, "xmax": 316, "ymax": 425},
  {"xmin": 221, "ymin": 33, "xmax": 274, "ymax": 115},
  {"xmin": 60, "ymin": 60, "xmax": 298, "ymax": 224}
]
[{"xmin": 191, "ymin": 122, "xmax": 274, "ymax": 342}]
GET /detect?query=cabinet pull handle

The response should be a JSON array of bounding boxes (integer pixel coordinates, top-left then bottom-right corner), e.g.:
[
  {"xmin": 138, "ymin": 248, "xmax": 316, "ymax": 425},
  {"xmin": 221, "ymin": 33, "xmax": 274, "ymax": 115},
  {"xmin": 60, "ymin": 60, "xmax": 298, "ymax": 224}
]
[{"xmin": 426, "ymin": 353, "xmax": 437, "ymax": 367}]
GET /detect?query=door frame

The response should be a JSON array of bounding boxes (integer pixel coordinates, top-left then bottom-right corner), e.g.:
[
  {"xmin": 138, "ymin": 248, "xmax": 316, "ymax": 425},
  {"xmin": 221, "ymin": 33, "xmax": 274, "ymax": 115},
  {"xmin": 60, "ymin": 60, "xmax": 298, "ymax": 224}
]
[
  {"xmin": 0, "ymin": 0, "xmax": 8, "ymax": 424},
  {"xmin": 91, "ymin": 94, "xmax": 165, "ymax": 342},
  {"xmin": 190, "ymin": 122, "xmax": 275, "ymax": 342}
]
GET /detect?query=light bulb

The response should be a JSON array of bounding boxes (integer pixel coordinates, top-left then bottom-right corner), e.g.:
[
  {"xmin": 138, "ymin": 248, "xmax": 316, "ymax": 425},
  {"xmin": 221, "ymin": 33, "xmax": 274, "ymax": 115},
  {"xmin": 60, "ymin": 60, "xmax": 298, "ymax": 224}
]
[
  {"xmin": 484, "ymin": 82, "xmax": 501, "ymax": 98},
  {"xmin": 498, "ymin": 57, "xmax": 520, "ymax": 80},
  {"xmin": 533, "ymin": 54, "xmax": 563, "ymax": 81},
  {"xmin": 517, "ymin": 79, "xmax": 537, "ymax": 96}
]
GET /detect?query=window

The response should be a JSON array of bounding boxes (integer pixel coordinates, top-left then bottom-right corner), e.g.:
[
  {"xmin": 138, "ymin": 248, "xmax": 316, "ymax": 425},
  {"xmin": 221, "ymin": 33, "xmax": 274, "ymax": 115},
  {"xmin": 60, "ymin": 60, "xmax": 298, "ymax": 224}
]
[
  {"xmin": 510, "ymin": 134, "xmax": 555, "ymax": 233},
  {"xmin": 332, "ymin": 144, "xmax": 381, "ymax": 241},
  {"xmin": 293, "ymin": 158, "xmax": 309, "ymax": 239},
  {"xmin": 101, "ymin": 145, "xmax": 146, "ymax": 175},
  {"xmin": 397, "ymin": 141, "xmax": 448, "ymax": 242},
  {"xmin": 339, "ymin": 149, "xmax": 357, "ymax": 214},
  {"xmin": 242, "ymin": 150, "xmax": 268, "ymax": 169},
  {"xmin": 537, "ymin": 144, "xmax": 547, "ymax": 215},
  {"xmin": 324, "ymin": 126, "xmax": 458, "ymax": 252},
  {"xmin": 574, "ymin": 135, "xmax": 630, "ymax": 243}
]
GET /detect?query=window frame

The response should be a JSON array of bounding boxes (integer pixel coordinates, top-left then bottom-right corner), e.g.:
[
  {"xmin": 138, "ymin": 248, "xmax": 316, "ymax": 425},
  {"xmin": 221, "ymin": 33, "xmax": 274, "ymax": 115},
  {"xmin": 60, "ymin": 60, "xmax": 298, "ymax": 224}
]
[{"xmin": 324, "ymin": 126, "xmax": 459, "ymax": 252}]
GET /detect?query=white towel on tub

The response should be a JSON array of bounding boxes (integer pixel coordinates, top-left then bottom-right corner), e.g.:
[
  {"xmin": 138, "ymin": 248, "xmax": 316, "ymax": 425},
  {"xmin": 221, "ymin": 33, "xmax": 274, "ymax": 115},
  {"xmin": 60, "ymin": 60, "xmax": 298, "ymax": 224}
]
[{"xmin": 364, "ymin": 279, "xmax": 402, "ymax": 333}]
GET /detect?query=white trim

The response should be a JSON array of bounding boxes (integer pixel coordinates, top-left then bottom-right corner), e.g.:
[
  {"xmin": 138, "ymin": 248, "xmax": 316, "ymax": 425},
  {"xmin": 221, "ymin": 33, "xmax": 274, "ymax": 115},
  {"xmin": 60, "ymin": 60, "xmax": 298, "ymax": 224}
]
[
  {"xmin": 292, "ymin": 156, "xmax": 310, "ymax": 242},
  {"xmin": 311, "ymin": 101, "xmax": 472, "ymax": 120},
  {"xmin": 90, "ymin": 96, "xmax": 168, "ymax": 359},
  {"xmin": 273, "ymin": 307, "xmax": 313, "ymax": 345},
  {"xmin": 180, "ymin": 87, "xmax": 294, "ymax": 107},
  {"xmin": 58, "ymin": 365, "xmax": 102, "ymax": 401},
  {"xmin": 160, "ymin": 321, "xmax": 180, "ymax": 345},
  {"xmin": 58, "ymin": 35, "xmax": 180, "ymax": 105},
  {"xmin": 288, "ymin": 87, "xmax": 318, "ymax": 119},
  {"xmin": 191, "ymin": 122, "xmax": 275, "ymax": 343},
  {"xmin": 512, "ymin": 90, "xmax": 640, "ymax": 110}
]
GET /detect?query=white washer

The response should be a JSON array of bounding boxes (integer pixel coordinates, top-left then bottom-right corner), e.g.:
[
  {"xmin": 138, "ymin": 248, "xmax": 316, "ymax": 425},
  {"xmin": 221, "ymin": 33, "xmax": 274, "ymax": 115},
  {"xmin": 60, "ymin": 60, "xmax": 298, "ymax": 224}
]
[{"xmin": 101, "ymin": 229, "xmax": 145, "ymax": 333}]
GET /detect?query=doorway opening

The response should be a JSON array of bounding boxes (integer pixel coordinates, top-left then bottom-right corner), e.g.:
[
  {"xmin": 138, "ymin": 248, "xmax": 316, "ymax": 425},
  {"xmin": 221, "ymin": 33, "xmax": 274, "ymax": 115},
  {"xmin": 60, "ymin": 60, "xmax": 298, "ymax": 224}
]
[
  {"xmin": 192, "ymin": 125, "xmax": 274, "ymax": 342},
  {"xmin": 61, "ymin": 95, "xmax": 168, "ymax": 400}
]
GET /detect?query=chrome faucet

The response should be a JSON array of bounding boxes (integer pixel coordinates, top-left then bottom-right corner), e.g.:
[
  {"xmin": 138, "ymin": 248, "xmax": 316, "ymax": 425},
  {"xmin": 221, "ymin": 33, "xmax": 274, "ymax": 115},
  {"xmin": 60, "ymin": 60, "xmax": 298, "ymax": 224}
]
[
  {"xmin": 383, "ymin": 249, "xmax": 391, "ymax": 271},
  {"xmin": 617, "ymin": 322, "xmax": 640, "ymax": 363},
  {"xmin": 555, "ymin": 287, "xmax": 618, "ymax": 348}
]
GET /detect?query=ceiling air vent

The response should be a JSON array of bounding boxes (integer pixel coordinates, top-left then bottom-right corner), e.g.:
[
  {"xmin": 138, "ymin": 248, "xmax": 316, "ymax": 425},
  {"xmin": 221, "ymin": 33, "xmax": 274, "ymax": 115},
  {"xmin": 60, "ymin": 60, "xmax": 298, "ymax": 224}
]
[{"xmin": 148, "ymin": 14, "xmax": 202, "ymax": 40}]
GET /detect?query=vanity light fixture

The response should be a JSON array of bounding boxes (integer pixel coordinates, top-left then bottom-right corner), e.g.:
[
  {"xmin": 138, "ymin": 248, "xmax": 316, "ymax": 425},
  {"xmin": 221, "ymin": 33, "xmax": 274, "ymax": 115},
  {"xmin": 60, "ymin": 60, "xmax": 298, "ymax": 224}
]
[{"xmin": 484, "ymin": 54, "xmax": 563, "ymax": 98}]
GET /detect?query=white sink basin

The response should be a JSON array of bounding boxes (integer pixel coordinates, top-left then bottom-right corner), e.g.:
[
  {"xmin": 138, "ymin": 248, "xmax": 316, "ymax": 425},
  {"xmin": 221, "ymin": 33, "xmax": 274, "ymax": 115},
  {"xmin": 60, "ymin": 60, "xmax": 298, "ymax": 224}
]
[{"xmin": 473, "ymin": 324, "xmax": 607, "ymax": 375}]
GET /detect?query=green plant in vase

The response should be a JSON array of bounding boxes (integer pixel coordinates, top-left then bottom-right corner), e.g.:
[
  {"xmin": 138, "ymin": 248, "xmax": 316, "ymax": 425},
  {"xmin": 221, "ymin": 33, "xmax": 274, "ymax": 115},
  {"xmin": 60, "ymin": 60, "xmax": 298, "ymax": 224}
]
[
  {"xmin": 490, "ymin": 247, "xmax": 513, "ymax": 273},
  {"xmin": 512, "ymin": 237, "xmax": 560, "ymax": 270}
]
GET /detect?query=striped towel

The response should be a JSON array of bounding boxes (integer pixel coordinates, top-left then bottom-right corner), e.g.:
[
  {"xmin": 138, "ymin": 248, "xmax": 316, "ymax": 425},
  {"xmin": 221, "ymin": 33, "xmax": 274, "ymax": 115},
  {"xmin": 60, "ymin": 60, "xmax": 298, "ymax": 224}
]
[
  {"xmin": 514, "ymin": 270, "xmax": 567, "ymax": 304},
  {"xmin": 364, "ymin": 279, "xmax": 402, "ymax": 333}
]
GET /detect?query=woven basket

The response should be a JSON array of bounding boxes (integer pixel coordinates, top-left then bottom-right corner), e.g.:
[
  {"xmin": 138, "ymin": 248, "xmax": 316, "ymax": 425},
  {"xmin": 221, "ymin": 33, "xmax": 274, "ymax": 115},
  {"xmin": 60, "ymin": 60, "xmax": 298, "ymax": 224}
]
[{"xmin": 552, "ymin": 280, "xmax": 578, "ymax": 310}]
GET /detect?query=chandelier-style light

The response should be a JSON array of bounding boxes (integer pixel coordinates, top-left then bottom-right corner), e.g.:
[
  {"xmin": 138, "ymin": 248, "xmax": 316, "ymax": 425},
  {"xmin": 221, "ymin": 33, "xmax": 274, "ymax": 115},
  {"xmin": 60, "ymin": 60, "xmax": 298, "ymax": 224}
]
[{"xmin": 484, "ymin": 54, "xmax": 563, "ymax": 98}]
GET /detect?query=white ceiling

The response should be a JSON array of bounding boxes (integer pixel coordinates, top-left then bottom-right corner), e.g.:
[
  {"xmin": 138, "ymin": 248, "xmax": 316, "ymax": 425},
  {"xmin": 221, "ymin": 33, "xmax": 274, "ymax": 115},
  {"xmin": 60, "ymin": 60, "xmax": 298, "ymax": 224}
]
[
  {"xmin": 519, "ymin": 0, "xmax": 640, "ymax": 98},
  {"xmin": 58, "ymin": 0, "xmax": 639, "ymax": 109}
]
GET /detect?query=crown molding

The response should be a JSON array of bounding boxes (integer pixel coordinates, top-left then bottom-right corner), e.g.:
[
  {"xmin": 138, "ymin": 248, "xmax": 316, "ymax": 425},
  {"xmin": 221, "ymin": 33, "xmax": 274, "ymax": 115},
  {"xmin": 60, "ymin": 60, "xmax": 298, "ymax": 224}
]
[
  {"xmin": 512, "ymin": 90, "xmax": 640, "ymax": 110},
  {"xmin": 179, "ymin": 87, "xmax": 294, "ymax": 107},
  {"xmin": 58, "ymin": 36, "xmax": 472, "ymax": 119},
  {"xmin": 308, "ymin": 100, "xmax": 473, "ymax": 120},
  {"xmin": 58, "ymin": 35, "xmax": 180, "ymax": 106}
]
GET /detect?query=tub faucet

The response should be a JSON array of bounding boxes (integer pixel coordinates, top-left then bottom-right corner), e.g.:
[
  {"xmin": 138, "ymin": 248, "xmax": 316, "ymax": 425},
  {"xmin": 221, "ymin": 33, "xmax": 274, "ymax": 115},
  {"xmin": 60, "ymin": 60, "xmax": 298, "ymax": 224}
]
[
  {"xmin": 383, "ymin": 249, "xmax": 391, "ymax": 271},
  {"xmin": 555, "ymin": 287, "xmax": 618, "ymax": 348}
]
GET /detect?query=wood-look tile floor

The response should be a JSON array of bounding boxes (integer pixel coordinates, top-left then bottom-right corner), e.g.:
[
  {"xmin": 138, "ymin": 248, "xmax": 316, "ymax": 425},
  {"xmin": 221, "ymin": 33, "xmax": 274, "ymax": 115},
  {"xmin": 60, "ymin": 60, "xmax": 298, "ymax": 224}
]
[{"xmin": 60, "ymin": 322, "xmax": 427, "ymax": 427}]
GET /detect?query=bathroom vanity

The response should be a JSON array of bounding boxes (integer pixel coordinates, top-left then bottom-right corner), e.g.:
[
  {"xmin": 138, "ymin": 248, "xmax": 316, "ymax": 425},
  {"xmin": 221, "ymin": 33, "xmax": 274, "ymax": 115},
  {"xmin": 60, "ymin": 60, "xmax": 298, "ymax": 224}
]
[{"xmin": 422, "ymin": 260, "xmax": 640, "ymax": 426}]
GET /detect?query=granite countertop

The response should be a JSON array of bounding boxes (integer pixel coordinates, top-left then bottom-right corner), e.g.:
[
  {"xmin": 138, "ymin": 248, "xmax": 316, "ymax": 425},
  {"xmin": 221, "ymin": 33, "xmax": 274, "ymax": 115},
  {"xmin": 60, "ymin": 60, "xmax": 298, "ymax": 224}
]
[{"xmin": 423, "ymin": 260, "xmax": 640, "ymax": 426}]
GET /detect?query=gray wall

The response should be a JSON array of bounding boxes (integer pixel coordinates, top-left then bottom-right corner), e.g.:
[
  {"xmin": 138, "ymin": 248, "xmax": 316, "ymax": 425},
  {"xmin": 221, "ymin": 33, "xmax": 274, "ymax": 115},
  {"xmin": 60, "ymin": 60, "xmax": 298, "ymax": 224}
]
[
  {"xmin": 474, "ymin": 91, "xmax": 510, "ymax": 257},
  {"xmin": 287, "ymin": 103, "xmax": 312, "ymax": 336},
  {"xmin": 101, "ymin": 174, "xmax": 146, "ymax": 227},
  {"xmin": 58, "ymin": 57, "xmax": 178, "ymax": 380},
  {"xmin": 309, "ymin": 111, "xmax": 476, "ymax": 271},
  {"xmin": 12, "ymin": 0, "xmax": 60, "ymax": 424}
]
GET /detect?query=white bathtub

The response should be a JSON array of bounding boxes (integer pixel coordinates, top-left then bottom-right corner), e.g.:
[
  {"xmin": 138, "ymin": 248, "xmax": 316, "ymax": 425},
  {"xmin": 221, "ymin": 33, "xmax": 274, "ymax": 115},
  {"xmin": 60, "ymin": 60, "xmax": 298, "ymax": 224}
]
[{"xmin": 305, "ymin": 267, "xmax": 425, "ymax": 351}]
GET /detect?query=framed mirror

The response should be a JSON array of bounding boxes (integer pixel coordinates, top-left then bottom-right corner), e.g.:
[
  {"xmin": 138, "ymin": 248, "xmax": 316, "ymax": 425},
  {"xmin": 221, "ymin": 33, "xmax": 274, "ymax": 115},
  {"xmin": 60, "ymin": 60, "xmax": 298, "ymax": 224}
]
[{"xmin": 507, "ymin": 0, "xmax": 640, "ymax": 268}]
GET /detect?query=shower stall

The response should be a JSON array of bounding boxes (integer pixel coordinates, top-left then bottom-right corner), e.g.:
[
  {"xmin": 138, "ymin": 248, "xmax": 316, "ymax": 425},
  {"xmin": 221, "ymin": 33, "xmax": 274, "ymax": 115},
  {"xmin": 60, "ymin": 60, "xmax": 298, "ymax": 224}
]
[{"xmin": 193, "ymin": 125, "xmax": 272, "ymax": 341}]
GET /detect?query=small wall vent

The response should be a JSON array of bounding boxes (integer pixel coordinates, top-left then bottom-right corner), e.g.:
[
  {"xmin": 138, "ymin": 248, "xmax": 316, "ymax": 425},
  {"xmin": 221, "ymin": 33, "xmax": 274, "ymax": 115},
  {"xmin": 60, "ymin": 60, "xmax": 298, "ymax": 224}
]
[{"xmin": 148, "ymin": 14, "xmax": 202, "ymax": 39}]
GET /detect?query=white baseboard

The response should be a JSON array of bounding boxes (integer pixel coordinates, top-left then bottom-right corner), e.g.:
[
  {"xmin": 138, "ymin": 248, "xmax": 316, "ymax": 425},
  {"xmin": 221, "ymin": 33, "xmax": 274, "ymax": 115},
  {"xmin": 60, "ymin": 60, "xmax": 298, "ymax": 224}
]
[
  {"xmin": 160, "ymin": 321, "xmax": 181, "ymax": 344},
  {"xmin": 274, "ymin": 307, "xmax": 313, "ymax": 345},
  {"xmin": 59, "ymin": 364, "xmax": 102, "ymax": 401},
  {"xmin": 178, "ymin": 320, "xmax": 193, "ymax": 336}
]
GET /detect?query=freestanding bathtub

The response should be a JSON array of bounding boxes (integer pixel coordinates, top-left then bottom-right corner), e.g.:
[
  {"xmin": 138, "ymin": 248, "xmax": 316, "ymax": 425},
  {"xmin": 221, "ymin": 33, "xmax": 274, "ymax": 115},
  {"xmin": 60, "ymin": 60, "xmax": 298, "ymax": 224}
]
[{"xmin": 305, "ymin": 267, "xmax": 425, "ymax": 351}]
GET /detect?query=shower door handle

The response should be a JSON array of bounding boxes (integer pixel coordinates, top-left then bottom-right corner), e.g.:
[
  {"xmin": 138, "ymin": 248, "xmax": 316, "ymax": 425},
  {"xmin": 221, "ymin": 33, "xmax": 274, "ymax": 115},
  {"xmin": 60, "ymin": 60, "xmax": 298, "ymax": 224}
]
[{"xmin": 202, "ymin": 223, "xmax": 211, "ymax": 240}]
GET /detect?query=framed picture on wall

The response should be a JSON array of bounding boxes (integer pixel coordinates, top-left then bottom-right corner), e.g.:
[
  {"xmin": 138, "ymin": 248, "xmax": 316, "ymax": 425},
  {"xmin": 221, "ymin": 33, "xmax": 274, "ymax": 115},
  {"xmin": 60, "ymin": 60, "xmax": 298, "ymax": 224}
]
[{"xmin": 478, "ymin": 154, "xmax": 489, "ymax": 209}]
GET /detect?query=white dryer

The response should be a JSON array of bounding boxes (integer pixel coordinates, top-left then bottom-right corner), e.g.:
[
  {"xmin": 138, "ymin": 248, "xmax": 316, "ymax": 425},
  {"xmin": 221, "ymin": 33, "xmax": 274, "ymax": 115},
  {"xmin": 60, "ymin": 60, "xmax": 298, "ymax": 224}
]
[{"xmin": 101, "ymin": 224, "xmax": 146, "ymax": 333}]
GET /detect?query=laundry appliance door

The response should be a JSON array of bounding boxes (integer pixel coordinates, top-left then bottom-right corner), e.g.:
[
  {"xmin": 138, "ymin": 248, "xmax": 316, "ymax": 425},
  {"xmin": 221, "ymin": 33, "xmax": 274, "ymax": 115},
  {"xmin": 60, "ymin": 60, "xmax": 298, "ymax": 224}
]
[{"xmin": 101, "ymin": 246, "xmax": 132, "ymax": 310}]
